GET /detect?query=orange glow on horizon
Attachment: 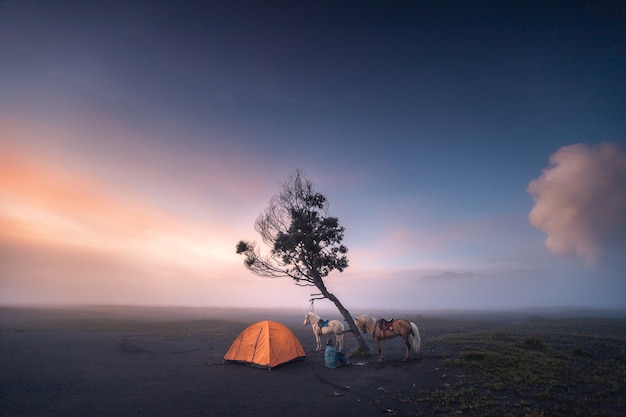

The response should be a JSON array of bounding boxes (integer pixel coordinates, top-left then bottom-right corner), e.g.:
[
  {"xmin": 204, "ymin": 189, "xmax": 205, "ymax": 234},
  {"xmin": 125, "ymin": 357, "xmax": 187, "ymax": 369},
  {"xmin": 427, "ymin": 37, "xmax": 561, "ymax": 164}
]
[{"xmin": 0, "ymin": 147, "xmax": 236, "ymax": 272}]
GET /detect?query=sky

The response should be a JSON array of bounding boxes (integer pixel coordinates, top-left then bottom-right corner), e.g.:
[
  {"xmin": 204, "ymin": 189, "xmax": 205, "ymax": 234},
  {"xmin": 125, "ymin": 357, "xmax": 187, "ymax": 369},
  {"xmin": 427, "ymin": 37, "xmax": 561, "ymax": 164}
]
[{"xmin": 1, "ymin": 0, "xmax": 625, "ymax": 312}]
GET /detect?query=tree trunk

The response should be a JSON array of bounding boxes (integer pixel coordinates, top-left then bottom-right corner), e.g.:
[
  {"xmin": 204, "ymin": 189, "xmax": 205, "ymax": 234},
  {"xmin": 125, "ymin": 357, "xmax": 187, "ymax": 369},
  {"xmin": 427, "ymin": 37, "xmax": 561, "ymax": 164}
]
[{"xmin": 315, "ymin": 285, "xmax": 370, "ymax": 353}]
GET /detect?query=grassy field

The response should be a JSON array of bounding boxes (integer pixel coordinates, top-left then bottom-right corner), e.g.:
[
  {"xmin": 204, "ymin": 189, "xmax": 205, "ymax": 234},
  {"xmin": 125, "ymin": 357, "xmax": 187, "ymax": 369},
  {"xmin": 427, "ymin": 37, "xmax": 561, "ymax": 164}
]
[{"xmin": 403, "ymin": 315, "xmax": 626, "ymax": 416}]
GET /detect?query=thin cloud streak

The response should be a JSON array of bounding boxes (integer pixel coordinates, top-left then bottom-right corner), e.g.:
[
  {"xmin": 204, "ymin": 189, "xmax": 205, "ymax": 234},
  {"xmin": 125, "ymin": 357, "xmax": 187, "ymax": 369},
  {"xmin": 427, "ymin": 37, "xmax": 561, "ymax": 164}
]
[{"xmin": 0, "ymin": 146, "xmax": 236, "ymax": 271}]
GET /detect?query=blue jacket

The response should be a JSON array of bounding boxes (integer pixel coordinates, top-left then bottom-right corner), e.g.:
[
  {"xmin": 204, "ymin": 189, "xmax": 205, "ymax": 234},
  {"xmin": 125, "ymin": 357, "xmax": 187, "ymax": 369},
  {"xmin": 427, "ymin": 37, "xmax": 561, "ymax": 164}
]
[{"xmin": 325, "ymin": 345, "xmax": 339, "ymax": 368}]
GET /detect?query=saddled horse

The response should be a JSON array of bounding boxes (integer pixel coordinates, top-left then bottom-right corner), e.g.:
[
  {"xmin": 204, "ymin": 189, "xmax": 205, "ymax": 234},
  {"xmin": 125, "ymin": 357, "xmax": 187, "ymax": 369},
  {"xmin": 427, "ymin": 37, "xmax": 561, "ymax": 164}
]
[
  {"xmin": 354, "ymin": 314, "xmax": 421, "ymax": 362},
  {"xmin": 303, "ymin": 312, "xmax": 347, "ymax": 352}
]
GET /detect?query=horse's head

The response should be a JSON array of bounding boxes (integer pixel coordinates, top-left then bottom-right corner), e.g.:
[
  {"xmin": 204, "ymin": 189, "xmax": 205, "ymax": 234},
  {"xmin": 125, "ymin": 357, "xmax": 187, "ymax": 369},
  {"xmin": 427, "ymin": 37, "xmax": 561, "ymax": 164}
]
[
  {"xmin": 354, "ymin": 315, "xmax": 368, "ymax": 334},
  {"xmin": 303, "ymin": 312, "xmax": 316, "ymax": 326}
]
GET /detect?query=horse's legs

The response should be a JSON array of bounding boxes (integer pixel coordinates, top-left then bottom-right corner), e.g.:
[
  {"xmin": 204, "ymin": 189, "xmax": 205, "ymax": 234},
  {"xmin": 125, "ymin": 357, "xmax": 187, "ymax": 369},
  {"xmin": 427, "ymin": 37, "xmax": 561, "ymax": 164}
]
[
  {"xmin": 376, "ymin": 339, "xmax": 384, "ymax": 363},
  {"xmin": 315, "ymin": 333, "xmax": 321, "ymax": 351},
  {"xmin": 402, "ymin": 335, "xmax": 410, "ymax": 361},
  {"xmin": 336, "ymin": 334, "xmax": 343, "ymax": 351}
]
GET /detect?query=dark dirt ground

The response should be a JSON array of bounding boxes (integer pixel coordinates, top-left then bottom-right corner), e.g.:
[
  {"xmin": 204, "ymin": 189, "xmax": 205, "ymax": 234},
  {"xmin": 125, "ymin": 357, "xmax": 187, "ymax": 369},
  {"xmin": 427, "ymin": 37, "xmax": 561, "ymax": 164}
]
[
  {"xmin": 0, "ymin": 306, "xmax": 461, "ymax": 417},
  {"xmin": 1, "ymin": 305, "xmax": 624, "ymax": 417}
]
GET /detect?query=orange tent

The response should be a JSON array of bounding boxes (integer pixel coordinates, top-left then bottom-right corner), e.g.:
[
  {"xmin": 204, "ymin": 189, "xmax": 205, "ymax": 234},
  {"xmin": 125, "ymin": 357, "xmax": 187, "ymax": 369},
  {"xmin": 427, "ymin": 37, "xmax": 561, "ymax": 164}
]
[{"xmin": 224, "ymin": 320, "xmax": 306, "ymax": 369}]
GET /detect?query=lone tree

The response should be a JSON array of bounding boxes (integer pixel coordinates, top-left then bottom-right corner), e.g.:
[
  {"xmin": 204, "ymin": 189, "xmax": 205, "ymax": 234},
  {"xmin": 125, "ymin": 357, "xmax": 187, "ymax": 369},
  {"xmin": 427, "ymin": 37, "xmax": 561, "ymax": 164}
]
[{"xmin": 236, "ymin": 168, "xmax": 370, "ymax": 353}]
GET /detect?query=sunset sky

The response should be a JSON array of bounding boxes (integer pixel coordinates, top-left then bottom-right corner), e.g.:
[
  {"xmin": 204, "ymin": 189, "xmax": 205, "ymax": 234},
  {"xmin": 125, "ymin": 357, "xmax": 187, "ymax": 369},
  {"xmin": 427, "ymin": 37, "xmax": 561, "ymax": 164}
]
[{"xmin": 1, "ymin": 1, "xmax": 625, "ymax": 311}]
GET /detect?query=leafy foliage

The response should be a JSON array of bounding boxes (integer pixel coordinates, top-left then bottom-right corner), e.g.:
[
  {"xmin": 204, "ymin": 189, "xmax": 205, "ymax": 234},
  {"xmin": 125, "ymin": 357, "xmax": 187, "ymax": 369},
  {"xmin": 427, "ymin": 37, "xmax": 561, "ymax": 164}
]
[{"xmin": 236, "ymin": 168, "xmax": 348, "ymax": 286}]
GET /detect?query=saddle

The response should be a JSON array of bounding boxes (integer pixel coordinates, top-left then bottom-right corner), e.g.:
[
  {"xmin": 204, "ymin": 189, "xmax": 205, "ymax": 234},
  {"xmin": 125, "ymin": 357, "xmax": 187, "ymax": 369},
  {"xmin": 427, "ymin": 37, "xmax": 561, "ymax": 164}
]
[
  {"xmin": 317, "ymin": 319, "xmax": 329, "ymax": 328},
  {"xmin": 378, "ymin": 318, "xmax": 394, "ymax": 332}
]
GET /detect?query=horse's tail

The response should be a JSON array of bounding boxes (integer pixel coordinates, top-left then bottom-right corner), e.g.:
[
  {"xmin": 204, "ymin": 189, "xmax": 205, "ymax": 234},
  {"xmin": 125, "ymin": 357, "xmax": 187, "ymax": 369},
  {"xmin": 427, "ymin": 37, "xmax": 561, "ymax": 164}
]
[{"xmin": 409, "ymin": 321, "xmax": 421, "ymax": 354}]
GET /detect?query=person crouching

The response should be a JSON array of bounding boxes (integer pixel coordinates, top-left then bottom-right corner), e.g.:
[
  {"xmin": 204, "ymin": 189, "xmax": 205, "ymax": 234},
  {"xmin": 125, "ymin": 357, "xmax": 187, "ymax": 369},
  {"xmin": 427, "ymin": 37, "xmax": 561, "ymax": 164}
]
[{"xmin": 324, "ymin": 338, "xmax": 350, "ymax": 368}]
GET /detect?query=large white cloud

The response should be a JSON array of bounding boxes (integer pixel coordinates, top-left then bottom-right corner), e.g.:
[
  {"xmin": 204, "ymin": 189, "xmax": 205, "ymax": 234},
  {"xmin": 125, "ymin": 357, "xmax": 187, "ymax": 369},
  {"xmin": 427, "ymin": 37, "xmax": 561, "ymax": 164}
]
[{"xmin": 527, "ymin": 142, "xmax": 626, "ymax": 265}]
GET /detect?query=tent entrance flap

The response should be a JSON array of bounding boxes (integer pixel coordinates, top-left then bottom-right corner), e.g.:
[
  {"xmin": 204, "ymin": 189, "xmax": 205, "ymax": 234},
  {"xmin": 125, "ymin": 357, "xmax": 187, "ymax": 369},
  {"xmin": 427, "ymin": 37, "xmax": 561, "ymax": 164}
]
[{"xmin": 251, "ymin": 327, "xmax": 263, "ymax": 363}]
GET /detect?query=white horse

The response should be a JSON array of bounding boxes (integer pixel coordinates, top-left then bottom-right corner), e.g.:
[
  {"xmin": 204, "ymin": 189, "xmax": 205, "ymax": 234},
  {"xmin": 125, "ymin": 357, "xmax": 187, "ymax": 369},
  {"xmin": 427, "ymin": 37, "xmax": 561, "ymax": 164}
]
[{"xmin": 303, "ymin": 312, "xmax": 347, "ymax": 352}]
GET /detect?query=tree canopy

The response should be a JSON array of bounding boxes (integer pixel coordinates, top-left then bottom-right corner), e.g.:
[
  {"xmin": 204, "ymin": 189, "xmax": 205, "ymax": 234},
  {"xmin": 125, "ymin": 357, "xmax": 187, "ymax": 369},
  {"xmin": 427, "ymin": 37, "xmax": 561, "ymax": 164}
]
[{"xmin": 237, "ymin": 169, "xmax": 347, "ymax": 284}]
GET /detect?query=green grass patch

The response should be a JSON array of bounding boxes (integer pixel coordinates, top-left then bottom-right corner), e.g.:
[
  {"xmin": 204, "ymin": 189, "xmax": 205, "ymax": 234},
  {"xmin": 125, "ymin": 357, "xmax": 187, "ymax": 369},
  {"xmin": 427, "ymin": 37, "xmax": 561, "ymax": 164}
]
[{"xmin": 413, "ymin": 317, "xmax": 626, "ymax": 416}]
